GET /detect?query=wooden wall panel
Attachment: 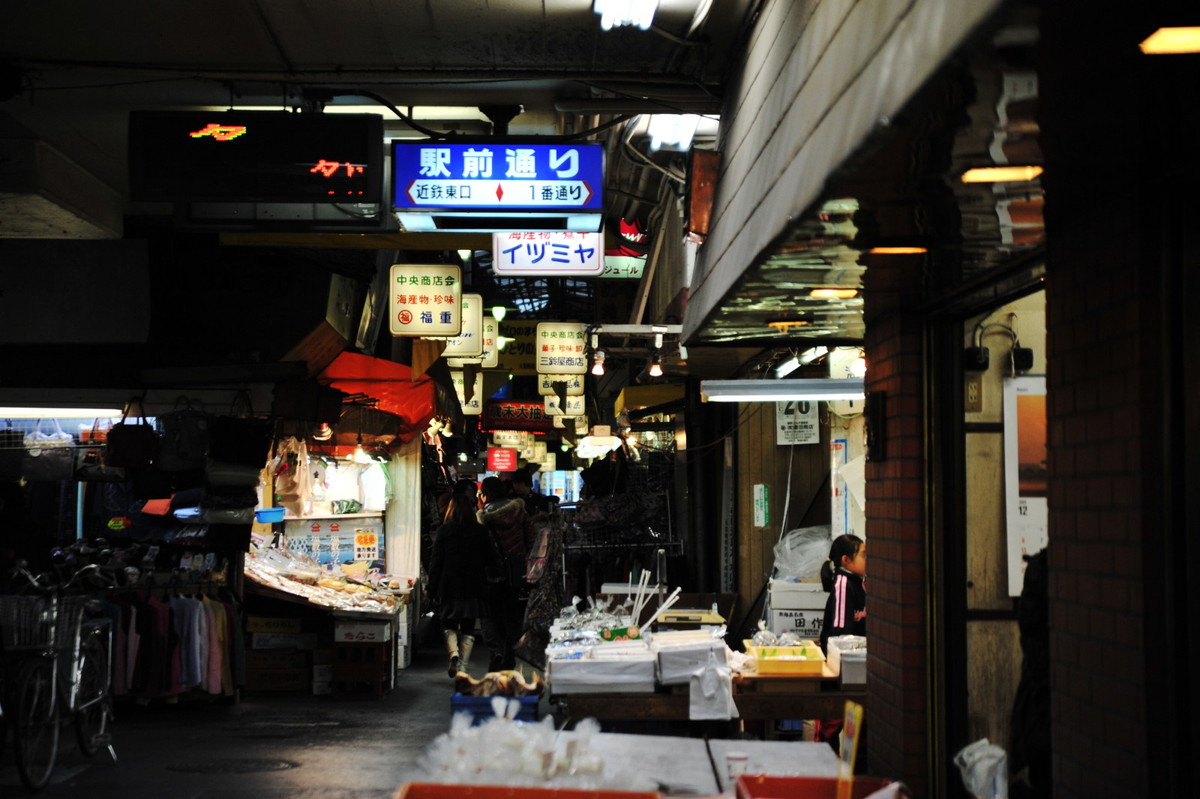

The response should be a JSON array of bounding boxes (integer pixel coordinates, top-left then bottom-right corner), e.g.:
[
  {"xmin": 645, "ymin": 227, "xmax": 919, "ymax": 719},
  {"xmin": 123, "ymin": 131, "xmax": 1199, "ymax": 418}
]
[
  {"xmin": 965, "ymin": 433, "xmax": 1009, "ymax": 610},
  {"xmin": 735, "ymin": 403, "xmax": 831, "ymax": 626},
  {"xmin": 966, "ymin": 621, "xmax": 1021, "ymax": 748}
]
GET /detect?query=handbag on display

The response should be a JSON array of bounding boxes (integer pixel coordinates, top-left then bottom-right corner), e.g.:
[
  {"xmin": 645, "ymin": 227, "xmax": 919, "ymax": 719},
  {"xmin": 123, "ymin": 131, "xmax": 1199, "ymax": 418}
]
[
  {"xmin": 0, "ymin": 421, "xmax": 24, "ymax": 480},
  {"xmin": 209, "ymin": 390, "xmax": 273, "ymax": 468},
  {"xmin": 106, "ymin": 399, "xmax": 160, "ymax": 470},
  {"xmin": 156, "ymin": 396, "xmax": 209, "ymax": 473},
  {"xmin": 21, "ymin": 418, "xmax": 76, "ymax": 482},
  {"xmin": 74, "ymin": 420, "xmax": 126, "ymax": 482}
]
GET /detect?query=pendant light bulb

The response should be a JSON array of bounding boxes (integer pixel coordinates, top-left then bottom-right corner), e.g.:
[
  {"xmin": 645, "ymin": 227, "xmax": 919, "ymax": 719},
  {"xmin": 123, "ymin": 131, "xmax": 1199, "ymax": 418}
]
[
  {"xmin": 591, "ymin": 349, "xmax": 606, "ymax": 376},
  {"xmin": 648, "ymin": 355, "xmax": 663, "ymax": 378},
  {"xmin": 491, "ymin": 305, "xmax": 507, "ymax": 322}
]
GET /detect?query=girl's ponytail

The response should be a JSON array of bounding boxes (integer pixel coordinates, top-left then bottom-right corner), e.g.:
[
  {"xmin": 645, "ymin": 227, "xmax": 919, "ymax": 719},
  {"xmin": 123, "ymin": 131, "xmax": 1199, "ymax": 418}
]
[{"xmin": 823, "ymin": 534, "xmax": 864, "ymax": 591}]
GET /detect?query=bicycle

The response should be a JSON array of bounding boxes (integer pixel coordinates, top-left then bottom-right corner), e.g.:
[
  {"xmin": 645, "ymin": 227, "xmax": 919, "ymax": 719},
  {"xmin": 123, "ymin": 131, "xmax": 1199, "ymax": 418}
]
[{"xmin": 0, "ymin": 562, "xmax": 118, "ymax": 791}]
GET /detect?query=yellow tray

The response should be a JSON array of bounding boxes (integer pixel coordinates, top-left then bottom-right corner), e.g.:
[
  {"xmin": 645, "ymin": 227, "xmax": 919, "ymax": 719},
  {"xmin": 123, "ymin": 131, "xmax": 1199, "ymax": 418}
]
[{"xmin": 742, "ymin": 639, "xmax": 826, "ymax": 675}]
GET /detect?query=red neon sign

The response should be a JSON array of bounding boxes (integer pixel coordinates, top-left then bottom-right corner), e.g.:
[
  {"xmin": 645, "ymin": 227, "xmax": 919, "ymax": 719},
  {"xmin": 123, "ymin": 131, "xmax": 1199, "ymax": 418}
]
[{"xmin": 188, "ymin": 123, "xmax": 248, "ymax": 141}]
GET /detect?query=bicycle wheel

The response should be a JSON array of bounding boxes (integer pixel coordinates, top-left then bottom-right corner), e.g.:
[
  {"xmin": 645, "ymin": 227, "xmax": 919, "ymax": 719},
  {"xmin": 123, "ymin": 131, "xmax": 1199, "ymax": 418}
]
[
  {"xmin": 74, "ymin": 634, "xmax": 111, "ymax": 757},
  {"xmin": 15, "ymin": 658, "xmax": 59, "ymax": 791}
]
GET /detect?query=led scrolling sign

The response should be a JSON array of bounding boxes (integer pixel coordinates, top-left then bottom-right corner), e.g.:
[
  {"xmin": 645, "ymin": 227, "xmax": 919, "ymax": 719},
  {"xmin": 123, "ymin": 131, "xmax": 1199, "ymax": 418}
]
[{"xmin": 128, "ymin": 111, "xmax": 384, "ymax": 203}]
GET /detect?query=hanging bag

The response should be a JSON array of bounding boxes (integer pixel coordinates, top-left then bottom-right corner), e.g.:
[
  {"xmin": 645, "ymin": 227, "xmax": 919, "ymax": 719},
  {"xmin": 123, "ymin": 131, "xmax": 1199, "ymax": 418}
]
[
  {"xmin": 209, "ymin": 390, "xmax": 273, "ymax": 468},
  {"xmin": 106, "ymin": 398, "xmax": 160, "ymax": 469},
  {"xmin": 21, "ymin": 418, "xmax": 76, "ymax": 482},
  {"xmin": 0, "ymin": 421, "xmax": 24, "ymax": 480},
  {"xmin": 74, "ymin": 418, "xmax": 127, "ymax": 482},
  {"xmin": 156, "ymin": 396, "xmax": 209, "ymax": 472}
]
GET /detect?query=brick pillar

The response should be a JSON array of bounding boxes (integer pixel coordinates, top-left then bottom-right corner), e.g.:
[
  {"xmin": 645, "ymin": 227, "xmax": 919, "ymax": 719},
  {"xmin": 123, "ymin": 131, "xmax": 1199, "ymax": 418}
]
[
  {"xmin": 1039, "ymin": 7, "xmax": 1185, "ymax": 796},
  {"xmin": 863, "ymin": 255, "xmax": 929, "ymax": 793}
]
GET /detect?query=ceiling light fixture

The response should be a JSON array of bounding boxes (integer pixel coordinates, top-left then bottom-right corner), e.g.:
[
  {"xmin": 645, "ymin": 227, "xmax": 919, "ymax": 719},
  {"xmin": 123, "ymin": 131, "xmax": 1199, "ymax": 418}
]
[
  {"xmin": 457, "ymin": 249, "xmax": 473, "ymax": 263},
  {"xmin": 0, "ymin": 406, "xmax": 123, "ymax": 419},
  {"xmin": 594, "ymin": 0, "xmax": 659, "ymax": 31},
  {"xmin": 809, "ymin": 288, "xmax": 859, "ymax": 299},
  {"xmin": 491, "ymin": 305, "xmax": 507, "ymax": 323},
  {"xmin": 699, "ymin": 378, "xmax": 865, "ymax": 403},
  {"xmin": 1139, "ymin": 27, "xmax": 1200, "ymax": 54},
  {"xmin": 646, "ymin": 114, "xmax": 702, "ymax": 151},
  {"xmin": 960, "ymin": 166, "xmax": 1043, "ymax": 183},
  {"xmin": 648, "ymin": 355, "xmax": 663, "ymax": 378},
  {"xmin": 591, "ymin": 350, "xmax": 606, "ymax": 376},
  {"xmin": 868, "ymin": 246, "xmax": 928, "ymax": 255}
]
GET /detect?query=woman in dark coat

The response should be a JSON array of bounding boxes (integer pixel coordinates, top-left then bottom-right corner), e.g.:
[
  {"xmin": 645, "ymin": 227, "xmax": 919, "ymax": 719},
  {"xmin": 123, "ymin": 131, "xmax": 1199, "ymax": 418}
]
[{"xmin": 427, "ymin": 480, "xmax": 489, "ymax": 678}]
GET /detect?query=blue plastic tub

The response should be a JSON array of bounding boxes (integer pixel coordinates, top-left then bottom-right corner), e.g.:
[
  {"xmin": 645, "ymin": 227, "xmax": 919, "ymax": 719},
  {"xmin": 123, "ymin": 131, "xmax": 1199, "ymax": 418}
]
[
  {"xmin": 255, "ymin": 507, "xmax": 285, "ymax": 523},
  {"xmin": 450, "ymin": 693, "xmax": 538, "ymax": 726}
]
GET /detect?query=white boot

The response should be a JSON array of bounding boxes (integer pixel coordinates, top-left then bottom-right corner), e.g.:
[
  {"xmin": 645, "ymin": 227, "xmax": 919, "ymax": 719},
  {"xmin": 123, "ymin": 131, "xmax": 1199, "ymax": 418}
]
[
  {"xmin": 444, "ymin": 629, "xmax": 460, "ymax": 678},
  {"xmin": 459, "ymin": 635, "xmax": 476, "ymax": 675}
]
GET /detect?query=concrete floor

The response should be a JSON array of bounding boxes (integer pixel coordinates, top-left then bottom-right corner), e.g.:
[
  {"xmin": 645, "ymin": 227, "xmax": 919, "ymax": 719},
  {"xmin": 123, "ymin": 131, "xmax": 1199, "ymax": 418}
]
[{"xmin": 0, "ymin": 643, "xmax": 506, "ymax": 798}]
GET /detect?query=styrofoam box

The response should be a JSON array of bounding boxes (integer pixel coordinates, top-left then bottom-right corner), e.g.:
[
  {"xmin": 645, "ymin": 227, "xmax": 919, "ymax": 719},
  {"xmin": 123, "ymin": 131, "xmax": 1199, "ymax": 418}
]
[
  {"xmin": 394, "ymin": 617, "xmax": 409, "ymax": 646},
  {"xmin": 769, "ymin": 579, "xmax": 828, "ymax": 610},
  {"xmin": 312, "ymin": 664, "xmax": 333, "ymax": 682},
  {"xmin": 655, "ymin": 641, "xmax": 728, "ymax": 685},
  {"xmin": 768, "ymin": 608, "xmax": 824, "ymax": 639},
  {"xmin": 546, "ymin": 653, "xmax": 657, "ymax": 694},
  {"xmin": 826, "ymin": 635, "xmax": 866, "ymax": 684}
]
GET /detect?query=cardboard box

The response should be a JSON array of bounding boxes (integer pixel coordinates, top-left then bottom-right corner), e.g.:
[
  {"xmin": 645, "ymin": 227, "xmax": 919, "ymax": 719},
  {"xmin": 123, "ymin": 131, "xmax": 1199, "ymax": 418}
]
[
  {"xmin": 768, "ymin": 579, "xmax": 828, "ymax": 610},
  {"xmin": 246, "ymin": 616, "xmax": 303, "ymax": 634},
  {"xmin": 249, "ymin": 632, "xmax": 319, "ymax": 650},
  {"xmin": 334, "ymin": 620, "xmax": 391, "ymax": 643},
  {"xmin": 246, "ymin": 650, "xmax": 309, "ymax": 671},
  {"xmin": 244, "ymin": 668, "xmax": 308, "ymax": 691},
  {"xmin": 768, "ymin": 608, "xmax": 824, "ymax": 639}
]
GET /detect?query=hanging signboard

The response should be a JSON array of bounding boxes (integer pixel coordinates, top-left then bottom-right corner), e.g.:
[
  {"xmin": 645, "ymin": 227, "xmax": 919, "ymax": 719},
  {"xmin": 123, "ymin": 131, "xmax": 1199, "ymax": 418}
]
[
  {"xmin": 544, "ymin": 394, "xmax": 586, "ymax": 416},
  {"xmin": 552, "ymin": 414, "xmax": 583, "ymax": 429},
  {"xmin": 388, "ymin": 264, "xmax": 462, "ymax": 337},
  {"xmin": 439, "ymin": 293, "xmax": 484, "ymax": 357},
  {"xmin": 497, "ymin": 321, "xmax": 538, "ymax": 375},
  {"xmin": 482, "ymin": 399, "xmax": 554, "ymax": 433},
  {"xmin": 450, "ymin": 368, "xmax": 484, "ymax": 415},
  {"xmin": 519, "ymin": 440, "xmax": 548, "ymax": 460},
  {"xmin": 487, "ymin": 448, "xmax": 518, "ymax": 472},
  {"xmin": 535, "ymin": 322, "xmax": 587, "ymax": 375},
  {"xmin": 776, "ymin": 400, "xmax": 820, "ymax": 445},
  {"xmin": 538, "ymin": 373, "xmax": 585, "ymax": 397},
  {"xmin": 492, "ymin": 231, "xmax": 604, "ymax": 276},
  {"xmin": 392, "ymin": 141, "xmax": 603, "ymax": 212},
  {"xmin": 1004, "ymin": 376, "xmax": 1048, "ymax": 596},
  {"xmin": 492, "ymin": 430, "xmax": 532, "ymax": 449},
  {"xmin": 600, "ymin": 255, "xmax": 647, "ymax": 279}
]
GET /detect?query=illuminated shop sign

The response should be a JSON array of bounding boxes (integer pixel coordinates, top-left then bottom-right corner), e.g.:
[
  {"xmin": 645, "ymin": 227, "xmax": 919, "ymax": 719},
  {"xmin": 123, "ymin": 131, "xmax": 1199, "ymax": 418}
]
[
  {"xmin": 388, "ymin": 264, "xmax": 462, "ymax": 337},
  {"xmin": 392, "ymin": 142, "xmax": 603, "ymax": 212},
  {"xmin": 492, "ymin": 232, "xmax": 604, "ymax": 276}
]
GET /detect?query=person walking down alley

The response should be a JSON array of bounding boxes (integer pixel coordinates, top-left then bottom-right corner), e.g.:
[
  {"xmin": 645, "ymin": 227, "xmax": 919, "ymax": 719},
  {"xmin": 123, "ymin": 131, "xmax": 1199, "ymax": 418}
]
[
  {"xmin": 509, "ymin": 467, "xmax": 551, "ymax": 518},
  {"xmin": 427, "ymin": 480, "xmax": 489, "ymax": 678},
  {"xmin": 477, "ymin": 475, "xmax": 535, "ymax": 671}
]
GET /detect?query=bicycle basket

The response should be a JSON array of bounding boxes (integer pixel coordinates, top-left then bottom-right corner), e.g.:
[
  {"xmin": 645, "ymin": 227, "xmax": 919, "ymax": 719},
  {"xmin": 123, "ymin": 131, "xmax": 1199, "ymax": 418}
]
[{"xmin": 0, "ymin": 595, "xmax": 87, "ymax": 651}]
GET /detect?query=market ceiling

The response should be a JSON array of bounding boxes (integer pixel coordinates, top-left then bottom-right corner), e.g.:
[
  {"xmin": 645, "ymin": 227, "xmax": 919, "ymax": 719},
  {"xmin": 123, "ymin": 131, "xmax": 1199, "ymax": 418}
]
[{"xmin": 0, "ymin": 1, "xmax": 1044, "ymax": 384}]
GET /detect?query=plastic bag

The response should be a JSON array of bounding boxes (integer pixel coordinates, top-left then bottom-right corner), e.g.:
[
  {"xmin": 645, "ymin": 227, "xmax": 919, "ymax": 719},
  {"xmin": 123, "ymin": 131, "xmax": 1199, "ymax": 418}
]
[
  {"xmin": 772, "ymin": 524, "xmax": 832, "ymax": 579},
  {"xmin": 688, "ymin": 648, "xmax": 738, "ymax": 720},
  {"xmin": 954, "ymin": 738, "xmax": 1008, "ymax": 799}
]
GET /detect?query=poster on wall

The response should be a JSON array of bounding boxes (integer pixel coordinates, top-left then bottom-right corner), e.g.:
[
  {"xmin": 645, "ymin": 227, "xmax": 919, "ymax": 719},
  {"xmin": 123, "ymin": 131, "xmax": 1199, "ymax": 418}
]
[
  {"xmin": 776, "ymin": 400, "xmax": 820, "ymax": 445},
  {"xmin": 831, "ymin": 438, "xmax": 850, "ymax": 538},
  {"xmin": 1004, "ymin": 376, "xmax": 1048, "ymax": 596}
]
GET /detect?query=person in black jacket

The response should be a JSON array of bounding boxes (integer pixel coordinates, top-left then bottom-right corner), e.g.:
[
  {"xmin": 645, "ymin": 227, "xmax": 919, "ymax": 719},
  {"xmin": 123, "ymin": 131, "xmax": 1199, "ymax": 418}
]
[
  {"xmin": 819, "ymin": 534, "xmax": 866, "ymax": 653},
  {"xmin": 427, "ymin": 480, "xmax": 489, "ymax": 678},
  {"xmin": 477, "ymin": 475, "xmax": 535, "ymax": 671}
]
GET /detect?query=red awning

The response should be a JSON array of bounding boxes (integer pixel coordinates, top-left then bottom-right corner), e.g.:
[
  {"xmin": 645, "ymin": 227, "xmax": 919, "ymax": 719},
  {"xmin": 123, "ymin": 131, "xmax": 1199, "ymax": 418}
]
[{"xmin": 317, "ymin": 352, "xmax": 443, "ymax": 449}]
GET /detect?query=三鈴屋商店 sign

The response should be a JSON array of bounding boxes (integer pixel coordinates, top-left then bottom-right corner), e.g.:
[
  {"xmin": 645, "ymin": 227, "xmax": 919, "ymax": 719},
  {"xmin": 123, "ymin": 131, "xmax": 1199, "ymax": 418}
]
[
  {"xmin": 392, "ymin": 142, "xmax": 603, "ymax": 211},
  {"xmin": 535, "ymin": 322, "xmax": 587, "ymax": 375},
  {"xmin": 388, "ymin": 264, "xmax": 461, "ymax": 337}
]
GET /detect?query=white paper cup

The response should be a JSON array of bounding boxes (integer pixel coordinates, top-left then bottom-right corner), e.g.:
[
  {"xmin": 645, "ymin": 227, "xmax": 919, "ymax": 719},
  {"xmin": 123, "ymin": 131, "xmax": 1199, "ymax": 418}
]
[{"xmin": 726, "ymin": 751, "xmax": 749, "ymax": 780}]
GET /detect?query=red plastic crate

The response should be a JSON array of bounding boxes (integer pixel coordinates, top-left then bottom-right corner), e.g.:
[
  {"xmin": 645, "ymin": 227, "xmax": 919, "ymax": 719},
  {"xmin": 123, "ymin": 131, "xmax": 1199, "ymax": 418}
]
[
  {"xmin": 393, "ymin": 784, "xmax": 660, "ymax": 799},
  {"xmin": 736, "ymin": 774, "xmax": 899, "ymax": 799}
]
